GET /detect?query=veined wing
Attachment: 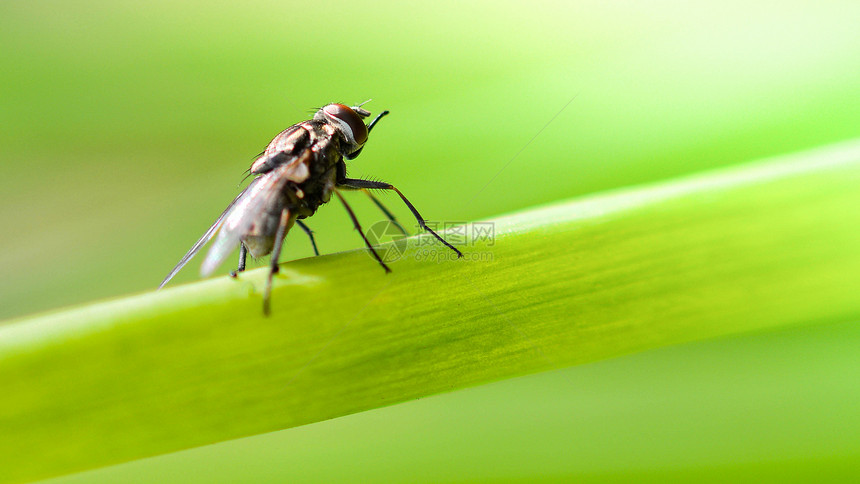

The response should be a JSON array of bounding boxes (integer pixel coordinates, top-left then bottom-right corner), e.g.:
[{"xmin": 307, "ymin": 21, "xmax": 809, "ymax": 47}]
[
  {"xmin": 158, "ymin": 182, "xmax": 257, "ymax": 289},
  {"xmin": 199, "ymin": 152, "xmax": 312, "ymax": 277}
]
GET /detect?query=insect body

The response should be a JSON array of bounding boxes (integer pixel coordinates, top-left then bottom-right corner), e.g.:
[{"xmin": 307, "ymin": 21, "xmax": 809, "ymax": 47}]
[{"xmin": 159, "ymin": 102, "xmax": 462, "ymax": 314}]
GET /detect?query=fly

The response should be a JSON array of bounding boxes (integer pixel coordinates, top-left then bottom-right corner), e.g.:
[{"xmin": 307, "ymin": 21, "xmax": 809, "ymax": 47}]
[{"xmin": 159, "ymin": 102, "xmax": 462, "ymax": 314}]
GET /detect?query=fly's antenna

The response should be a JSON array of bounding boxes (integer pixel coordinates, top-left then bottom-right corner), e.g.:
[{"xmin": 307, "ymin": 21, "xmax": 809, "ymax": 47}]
[{"xmin": 351, "ymin": 99, "xmax": 373, "ymax": 118}]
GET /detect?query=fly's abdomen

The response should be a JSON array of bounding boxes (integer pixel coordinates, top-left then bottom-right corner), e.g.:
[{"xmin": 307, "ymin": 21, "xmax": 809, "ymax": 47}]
[
  {"xmin": 241, "ymin": 202, "xmax": 287, "ymax": 257},
  {"xmin": 242, "ymin": 235, "xmax": 275, "ymax": 258}
]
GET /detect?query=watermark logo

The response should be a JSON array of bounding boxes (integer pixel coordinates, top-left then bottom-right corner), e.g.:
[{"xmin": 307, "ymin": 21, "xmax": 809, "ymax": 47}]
[
  {"xmin": 365, "ymin": 220, "xmax": 409, "ymax": 263},
  {"xmin": 364, "ymin": 221, "xmax": 495, "ymax": 263}
]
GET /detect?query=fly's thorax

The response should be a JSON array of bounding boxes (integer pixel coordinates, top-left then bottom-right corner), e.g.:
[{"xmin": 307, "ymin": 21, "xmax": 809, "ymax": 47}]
[
  {"xmin": 251, "ymin": 124, "xmax": 312, "ymax": 175},
  {"xmin": 317, "ymin": 122, "xmax": 348, "ymax": 157},
  {"xmin": 293, "ymin": 153, "xmax": 338, "ymax": 211},
  {"xmin": 265, "ymin": 124, "xmax": 311, "ymax": 155}
]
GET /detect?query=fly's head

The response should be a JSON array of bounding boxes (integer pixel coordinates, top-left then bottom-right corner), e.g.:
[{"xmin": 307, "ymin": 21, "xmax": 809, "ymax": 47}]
[{"xmin": 315, "ymin": 103, "xmax": 371, "ymax": 157}]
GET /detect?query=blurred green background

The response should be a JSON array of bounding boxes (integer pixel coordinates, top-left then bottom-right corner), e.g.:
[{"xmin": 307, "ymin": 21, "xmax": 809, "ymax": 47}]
[{"xmin": 2, "ymin": 0, "xmax": 859, "ymax": 321}]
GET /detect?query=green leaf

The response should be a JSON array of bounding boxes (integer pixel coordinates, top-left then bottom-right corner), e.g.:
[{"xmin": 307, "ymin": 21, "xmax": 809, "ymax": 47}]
[
  {"xmin": 48, "ymin": 317, "xmax": 860, "ymax": 483},
  {"xmin": 3, "ymin": 140, "xmax": 860, "ymax": 483}
]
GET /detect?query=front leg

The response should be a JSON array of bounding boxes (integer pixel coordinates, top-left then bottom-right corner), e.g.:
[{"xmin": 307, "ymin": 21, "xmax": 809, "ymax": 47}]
[
  {"xmin": 334, "ymin": 190, "xmax": 392, "ymax": 273},
  {"xmin": 337, "ymin": 178, "xmax": 463, "ymax": 258},
  {"xmin": 362, "ymin": 189, "xmax": 408, "ymax": 235}
]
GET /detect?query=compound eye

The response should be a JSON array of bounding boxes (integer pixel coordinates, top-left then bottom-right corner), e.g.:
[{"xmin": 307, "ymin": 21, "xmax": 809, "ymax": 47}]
[{"xmin": 324, "ymin": 103, "xmax": 368, "ymax": 145}]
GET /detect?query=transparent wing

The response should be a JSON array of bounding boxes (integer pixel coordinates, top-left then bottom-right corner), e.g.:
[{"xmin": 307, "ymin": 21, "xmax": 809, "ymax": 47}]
[
  {"xmin": 158, "ymin": 182, "xmax": 258, "ymax": 289},
  {"xmin": 200, "ymin": 157, "xmax": 309, "ymax": 277}
]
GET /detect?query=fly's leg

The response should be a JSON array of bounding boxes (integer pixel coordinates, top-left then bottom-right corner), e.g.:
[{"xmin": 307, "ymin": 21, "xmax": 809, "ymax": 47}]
[
  {"xmin": 230, "ymin": 244, "xmax": 248, "ymax": 278},
  {"xmin": 295, "ymin": 220, "xmax": 320, "ymax": 256},
  {"xmin": 362, "ymin": 189, "xmax": 408, "ymax": 235},
  {"xmin": 263, "ymin": 208, "xmax": 294, "ymax": 316},
  {"xmin": 334, "ymin": 190, "xmax": 392, "ymax": 273},
  {"xmin": 337, "ymin": 178, "xmax": 463, "ymax": 258}
]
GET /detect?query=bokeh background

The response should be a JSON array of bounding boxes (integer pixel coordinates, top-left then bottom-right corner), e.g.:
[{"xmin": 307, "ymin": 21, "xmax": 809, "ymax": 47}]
[{"xmin": 1, "ymin": 0, "xmax": 859, "ymax": 321}]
